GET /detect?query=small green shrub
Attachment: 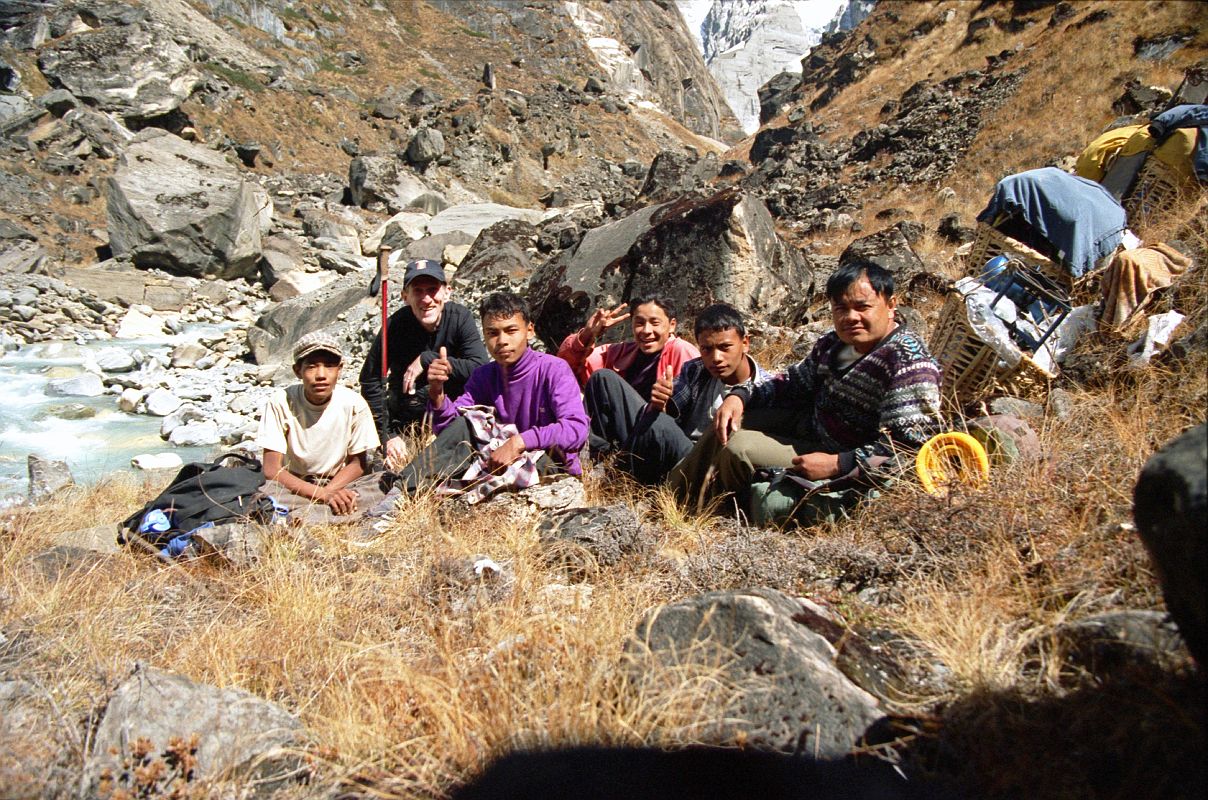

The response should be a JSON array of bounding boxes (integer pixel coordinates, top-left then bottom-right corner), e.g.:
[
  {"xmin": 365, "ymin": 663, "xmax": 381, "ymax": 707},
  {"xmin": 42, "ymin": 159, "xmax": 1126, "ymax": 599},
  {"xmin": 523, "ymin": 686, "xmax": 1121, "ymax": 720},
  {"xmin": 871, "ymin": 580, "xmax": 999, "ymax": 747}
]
[{"xmin": 202, "ymin": 62, "xmax": 263, "ymax": 93}]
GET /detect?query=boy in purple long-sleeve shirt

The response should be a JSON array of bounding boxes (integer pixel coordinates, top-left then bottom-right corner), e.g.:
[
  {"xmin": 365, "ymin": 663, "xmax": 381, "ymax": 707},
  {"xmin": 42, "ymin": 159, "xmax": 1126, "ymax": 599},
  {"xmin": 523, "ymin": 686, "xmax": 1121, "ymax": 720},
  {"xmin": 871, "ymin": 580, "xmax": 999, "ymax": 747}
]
[{"xmin": 388, "ymin": 292, "xmax": 589, "ymax": 493}]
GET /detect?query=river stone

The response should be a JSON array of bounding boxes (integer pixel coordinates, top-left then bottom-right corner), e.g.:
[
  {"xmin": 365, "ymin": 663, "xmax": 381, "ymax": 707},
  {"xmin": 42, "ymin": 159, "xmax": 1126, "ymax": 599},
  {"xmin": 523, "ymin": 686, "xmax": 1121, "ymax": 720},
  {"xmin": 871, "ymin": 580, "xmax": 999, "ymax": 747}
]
[
  {"xmin": 169, "ymin": 341, "xmax": 209, "ymax": 369},
  {"xmin": 82, "ymin": 665, "xmax": 305, "ymax": 795},
  {"xmin": 169, "ymin": 420, "xmax": 220, "ymax": 446},
  {"xmin": 1134, "ymin": 422, "xmax": 1207, "ymax": 665},
  {"xmin": 159, "ymin": 404, "xmax": 204, "ymax": 437},
  {"xmin": 106, "ymin": 130, "xmax": 269, "ymax": 279},
  {"xmin": 41, "ymin": 403, "xmax": 96, "ymax": 420},
  {"xmin": 46, "ymin": 373, "xmax": 104, "ymax": 397},
  {"xmin": 36, "ymin": 22, "xmax": 200, "ymax": 121},
  {"xmin": 144, "ymin": 388, "xmax": 182, "ymax": 416},
  {"xmin": 114, "ymin": 307, "xmax": 165, "ymax": 339},
  {"xmin": 117, "ymin": 387, "xmax": 142, "ymax": 412},
  {"xmin": 131, "ymin": 452, "xmax": 184, "ymax": 471},
  {"xmin": 626, "ymin": 588, "xmax": 884, "ymax": 757},
  {"xmin": 27, "ymin": 454, "xmax": 73, "ymax": 501},
  {"xmin": 193, "ymin": 522, "xmax": 264, "ymax": 568},
  {"xmin": 93, "ymin": 347, "xmax": 136, "ymax": 373}
]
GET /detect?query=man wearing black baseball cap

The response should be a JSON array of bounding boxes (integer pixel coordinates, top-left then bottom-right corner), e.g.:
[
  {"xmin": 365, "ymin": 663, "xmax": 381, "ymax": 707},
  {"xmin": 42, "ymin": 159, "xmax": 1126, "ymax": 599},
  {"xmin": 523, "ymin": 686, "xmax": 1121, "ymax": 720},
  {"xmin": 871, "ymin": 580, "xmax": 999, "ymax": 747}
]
[{"xmin": 359, "ymin": 258, "xmax": 488, "ymax": 469}]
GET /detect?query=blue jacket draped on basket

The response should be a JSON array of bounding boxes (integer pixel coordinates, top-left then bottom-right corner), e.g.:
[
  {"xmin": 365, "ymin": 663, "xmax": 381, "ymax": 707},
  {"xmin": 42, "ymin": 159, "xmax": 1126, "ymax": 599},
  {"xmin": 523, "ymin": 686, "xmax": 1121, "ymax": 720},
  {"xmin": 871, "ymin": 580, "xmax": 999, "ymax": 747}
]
[{"xmin": 976, "ymin": 167, "xmax": 1127, "ymax": 278}]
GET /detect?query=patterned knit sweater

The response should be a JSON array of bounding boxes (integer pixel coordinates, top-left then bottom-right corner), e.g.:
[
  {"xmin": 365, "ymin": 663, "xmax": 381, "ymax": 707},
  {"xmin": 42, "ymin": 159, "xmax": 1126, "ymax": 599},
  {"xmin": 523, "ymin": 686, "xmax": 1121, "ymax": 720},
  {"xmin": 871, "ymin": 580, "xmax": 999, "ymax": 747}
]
[{"xmin": 729, "ymin": 325, "xmax": 943, "ymax": 482}]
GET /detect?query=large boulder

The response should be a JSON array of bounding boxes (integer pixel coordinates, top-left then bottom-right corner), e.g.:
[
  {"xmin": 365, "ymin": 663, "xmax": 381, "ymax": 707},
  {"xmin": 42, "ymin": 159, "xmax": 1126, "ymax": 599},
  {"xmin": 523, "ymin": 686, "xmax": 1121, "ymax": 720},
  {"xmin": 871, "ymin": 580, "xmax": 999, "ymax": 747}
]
[
  {"xmin": 36, "ymin": 22, "xmax": 200, "ymax": 123},
  {"xmin": 106, "ymin": 130, "xmax": 271, "ymax": 279},
  {"xmin": 82, "ymin": 665, "xmax": 305, "ymax": 795},
  {"xmin": 348, "ymin": 155, "xmax": 442, "ymax": 212},
  {"xmin": 529, "ymin": 187, "xmax": 811, "ymax": 348},
  {"xmin": 452, "ymin": 219, "xmax": 539, "ymax": 288},
  {"xmin": 1134, "ymin": 423, "xmax": 1207, "ymax": 665},
  {"xmin": 626, "ymin": 588, "xmax": 883, "ymax": 757},
  {"xmin": 247, "ymin": 267, "xmax": 375, "ymax": 364}
]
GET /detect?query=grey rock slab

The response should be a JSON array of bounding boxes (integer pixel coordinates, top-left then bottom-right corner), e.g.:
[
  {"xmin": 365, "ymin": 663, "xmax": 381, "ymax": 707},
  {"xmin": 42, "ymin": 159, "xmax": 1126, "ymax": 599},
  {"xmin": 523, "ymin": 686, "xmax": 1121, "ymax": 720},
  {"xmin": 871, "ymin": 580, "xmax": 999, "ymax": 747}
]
[
  {"xmin": 537, "ymin": 504, "xmax": 648, "ymax": 577},
  {"xmin": 426, "ymin": 203, "xmax": 545, "ymax": 239},
  {"xmin": 1046, "ymin": 610, "xmax": 1188, "ymax": 676},
  {"xmin": 626, "ymin": 588, "xmax": 884, "ymax": 757},
  {"xmin": 83, "ymin": 665, "xmax": 305, "ymax": 794},
  {"xmin": 193, "ymin": 523, "xmax": 264, "ymax": 568}
]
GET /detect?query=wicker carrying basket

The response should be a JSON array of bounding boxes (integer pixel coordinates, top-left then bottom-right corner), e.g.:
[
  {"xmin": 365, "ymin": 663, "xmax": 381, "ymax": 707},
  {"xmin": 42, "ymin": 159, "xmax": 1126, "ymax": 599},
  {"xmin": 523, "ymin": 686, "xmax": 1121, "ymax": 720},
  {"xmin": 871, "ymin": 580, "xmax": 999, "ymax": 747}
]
[
  {"xmin": 1122, "ymin": 157, "xmax": 1202, "ymax": 227},
  {"xmin": 965, "ymin": 222, "xmax": 1071, "ymax": 291},
  {"xmin": 930, "ymin": 290, "xmax": 1056, "ymax": 408}
]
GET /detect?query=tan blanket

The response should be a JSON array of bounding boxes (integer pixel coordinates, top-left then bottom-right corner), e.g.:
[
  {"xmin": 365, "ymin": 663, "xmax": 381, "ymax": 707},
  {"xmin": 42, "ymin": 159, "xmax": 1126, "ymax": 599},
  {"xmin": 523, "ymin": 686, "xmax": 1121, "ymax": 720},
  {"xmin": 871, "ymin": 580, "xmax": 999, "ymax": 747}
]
[{"xmin": 1100, "ymin": 243, "xmax": 1192, "ymax": 328}]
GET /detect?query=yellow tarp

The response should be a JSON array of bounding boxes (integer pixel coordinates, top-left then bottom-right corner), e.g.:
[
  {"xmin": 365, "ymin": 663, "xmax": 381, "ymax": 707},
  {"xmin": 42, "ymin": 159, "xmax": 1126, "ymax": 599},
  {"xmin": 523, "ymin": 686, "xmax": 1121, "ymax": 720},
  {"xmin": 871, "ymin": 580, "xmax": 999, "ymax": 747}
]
[{"xmin": 1076, "ymin": 123, "xmax": 1198, "ymax": 183}]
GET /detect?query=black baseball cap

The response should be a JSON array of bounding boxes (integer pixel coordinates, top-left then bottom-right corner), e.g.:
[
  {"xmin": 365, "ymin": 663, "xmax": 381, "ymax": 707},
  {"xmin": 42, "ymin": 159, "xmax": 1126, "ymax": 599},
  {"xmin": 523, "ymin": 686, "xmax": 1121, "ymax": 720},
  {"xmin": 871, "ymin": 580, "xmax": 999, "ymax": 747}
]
[{"xmin": 402, "ymin": 259, "xmax": 447, "ymax": 288}]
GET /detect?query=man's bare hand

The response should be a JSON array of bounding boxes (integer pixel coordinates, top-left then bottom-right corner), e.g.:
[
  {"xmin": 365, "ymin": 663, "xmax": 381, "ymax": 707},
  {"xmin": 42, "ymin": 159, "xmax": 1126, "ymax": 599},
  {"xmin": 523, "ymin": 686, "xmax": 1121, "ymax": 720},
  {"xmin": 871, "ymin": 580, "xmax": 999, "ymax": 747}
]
[
  {"xmin": 384, "ymin": 436, "xmax": 409, "ymax": 471},
  {"xmin": 402, "ymin": 355, "xmax": 424, "ymax": 394},
  {"xmin": 486, "ymin": 433, "xmax": 526, "ymax": 473},
  {"xmin": 579, "ymin": 303, "xmax": 631, "ymax": 347},
  {"xmin": 320, "ymin": 486, "xmax": 358, "ymax": 515},
  {"xmin": 428, "ymin": 346, "xmax": 451, "ymax": 407},
  {"xmin": 649, "ymin": 365, "xmax": 674, "ymax": 412},
  {"xmin": 714, "ymin": 394, "xmax": 745, "ymax": 445},
  {"xmin": 790, "ymin": 452, "xmax": 840, "ymax": 481}
]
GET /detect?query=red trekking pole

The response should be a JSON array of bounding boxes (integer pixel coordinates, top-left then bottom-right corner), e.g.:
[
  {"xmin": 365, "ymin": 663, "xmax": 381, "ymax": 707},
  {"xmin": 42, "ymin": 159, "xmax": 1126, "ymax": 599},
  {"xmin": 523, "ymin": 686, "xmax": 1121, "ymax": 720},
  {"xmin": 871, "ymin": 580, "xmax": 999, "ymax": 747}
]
[{"xmin": 377, "ymin": 246, "xmax": 391, "ymax": 381}]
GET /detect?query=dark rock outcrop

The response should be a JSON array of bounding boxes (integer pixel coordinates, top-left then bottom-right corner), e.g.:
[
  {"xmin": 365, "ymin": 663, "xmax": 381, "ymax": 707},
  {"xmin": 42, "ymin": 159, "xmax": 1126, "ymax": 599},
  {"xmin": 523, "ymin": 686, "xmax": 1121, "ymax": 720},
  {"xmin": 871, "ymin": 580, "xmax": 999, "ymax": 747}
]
[{"xmin": 1134, "ymin": 423, "xmax": 1208, "ymax": 665}]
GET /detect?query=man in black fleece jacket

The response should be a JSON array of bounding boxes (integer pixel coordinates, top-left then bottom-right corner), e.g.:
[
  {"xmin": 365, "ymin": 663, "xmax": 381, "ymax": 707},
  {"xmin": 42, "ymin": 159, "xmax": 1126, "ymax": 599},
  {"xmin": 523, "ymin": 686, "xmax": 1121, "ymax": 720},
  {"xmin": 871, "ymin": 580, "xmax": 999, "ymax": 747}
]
[{"xmin": 359, "ymin": 259, "xmax": 488, "ymax": 468}]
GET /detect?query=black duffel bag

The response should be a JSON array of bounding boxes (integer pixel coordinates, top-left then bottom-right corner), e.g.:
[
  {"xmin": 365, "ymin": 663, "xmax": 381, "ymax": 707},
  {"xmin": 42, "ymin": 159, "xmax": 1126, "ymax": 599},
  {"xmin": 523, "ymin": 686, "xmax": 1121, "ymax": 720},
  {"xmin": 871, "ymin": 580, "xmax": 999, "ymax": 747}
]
[{"xmin": 121, "ymin": 452, "xmax": 274, "ymax": 546}]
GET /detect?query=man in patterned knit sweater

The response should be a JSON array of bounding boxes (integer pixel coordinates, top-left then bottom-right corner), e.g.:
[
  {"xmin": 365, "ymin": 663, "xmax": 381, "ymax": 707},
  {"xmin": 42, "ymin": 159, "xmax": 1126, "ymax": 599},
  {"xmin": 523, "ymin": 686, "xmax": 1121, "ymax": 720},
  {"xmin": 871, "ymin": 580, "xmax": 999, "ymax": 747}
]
[{"xmin": 670, "ymin": 260, "xmax": 943, "ymax": 526}]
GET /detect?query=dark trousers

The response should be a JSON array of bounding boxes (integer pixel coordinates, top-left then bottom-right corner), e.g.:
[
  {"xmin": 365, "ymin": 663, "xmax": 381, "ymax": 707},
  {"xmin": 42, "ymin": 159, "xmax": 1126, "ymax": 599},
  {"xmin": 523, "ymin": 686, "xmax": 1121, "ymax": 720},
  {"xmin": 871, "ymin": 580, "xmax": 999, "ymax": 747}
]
[
  {"xmin": 390, "ymin": 416, "xmax": 478, "ymax": 493},
  {"xmin": 585, "ymin": 370, "xmax": 693, "ymax": 486},
  {"xmin": 388, "ymin": 386, "xmax": 432, "ymax": 433}
]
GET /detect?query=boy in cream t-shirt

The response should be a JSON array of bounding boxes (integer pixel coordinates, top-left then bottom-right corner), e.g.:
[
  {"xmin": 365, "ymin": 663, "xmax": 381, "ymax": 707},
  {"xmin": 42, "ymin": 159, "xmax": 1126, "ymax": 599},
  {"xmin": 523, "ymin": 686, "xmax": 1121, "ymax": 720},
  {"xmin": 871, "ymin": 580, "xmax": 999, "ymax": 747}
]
[{"xmin": 257, "ymin": 331, "xmax": 383, "ymax": 523}]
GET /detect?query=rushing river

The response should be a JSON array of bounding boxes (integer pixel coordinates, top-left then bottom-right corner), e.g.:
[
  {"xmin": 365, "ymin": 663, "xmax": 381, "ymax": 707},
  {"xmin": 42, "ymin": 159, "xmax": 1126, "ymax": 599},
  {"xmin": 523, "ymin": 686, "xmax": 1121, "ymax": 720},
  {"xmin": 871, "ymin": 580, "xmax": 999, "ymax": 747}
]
[{"xmin": 0, "ymin": 328, "xmax": 233, "ymax": 504}]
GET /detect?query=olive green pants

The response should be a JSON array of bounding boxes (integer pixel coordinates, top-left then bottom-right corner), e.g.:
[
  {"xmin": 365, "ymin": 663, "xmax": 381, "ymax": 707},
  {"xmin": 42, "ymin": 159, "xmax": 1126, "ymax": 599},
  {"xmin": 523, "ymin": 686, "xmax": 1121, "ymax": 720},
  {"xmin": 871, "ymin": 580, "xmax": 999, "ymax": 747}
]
[{"xmin": 668, "ymin": 408, "xmax": 864, "ymax": 527}]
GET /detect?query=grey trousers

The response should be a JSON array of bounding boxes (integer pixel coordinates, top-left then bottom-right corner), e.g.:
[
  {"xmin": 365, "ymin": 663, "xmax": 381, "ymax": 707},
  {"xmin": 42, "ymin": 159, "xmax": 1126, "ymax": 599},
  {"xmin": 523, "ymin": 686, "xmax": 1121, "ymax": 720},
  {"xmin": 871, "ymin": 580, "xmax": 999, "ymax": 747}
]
[{"xmin": 670, "ymin": 409, "xmax": 802, "ymax": 505}]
